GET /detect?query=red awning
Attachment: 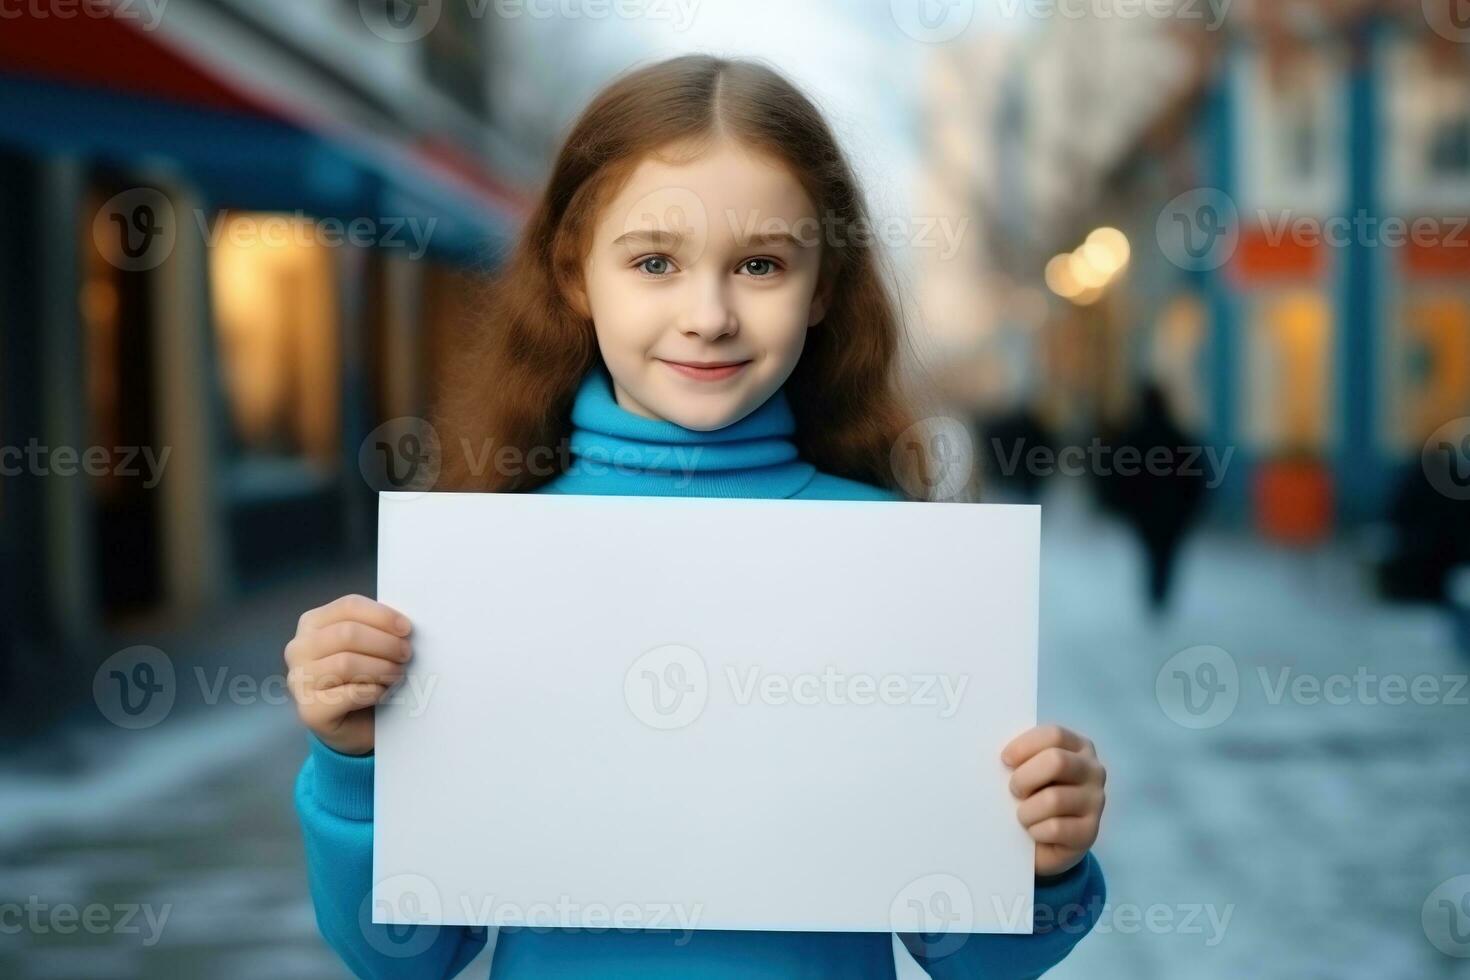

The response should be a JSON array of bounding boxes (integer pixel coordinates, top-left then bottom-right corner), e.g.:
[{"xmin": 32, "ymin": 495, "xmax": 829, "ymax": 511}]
[{"xmin": 0, "ymin": 7, "xmax": 531, "ymax": 220}]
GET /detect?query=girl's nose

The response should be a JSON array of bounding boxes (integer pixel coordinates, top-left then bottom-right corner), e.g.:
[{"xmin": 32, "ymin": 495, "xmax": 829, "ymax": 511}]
[{"xmin": 678, "ymin": 276, "xmax": 738, "ymax": 341}]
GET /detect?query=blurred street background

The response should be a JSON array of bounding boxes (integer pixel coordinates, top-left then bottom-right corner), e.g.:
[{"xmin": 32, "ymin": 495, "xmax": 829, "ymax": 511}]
[{"xmin": 2, "ymin": 1, "xmax": 1470, "ymax": 978}]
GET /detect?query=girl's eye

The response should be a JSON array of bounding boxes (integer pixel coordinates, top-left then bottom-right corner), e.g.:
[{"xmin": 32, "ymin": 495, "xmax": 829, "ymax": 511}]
[
  {"xmin": 739, "ymin": 258, "xmax": 781, "ymax": 278},
  {"xmin": 635, "ymin": 255, "xmax": 675, "ymax": 277}
]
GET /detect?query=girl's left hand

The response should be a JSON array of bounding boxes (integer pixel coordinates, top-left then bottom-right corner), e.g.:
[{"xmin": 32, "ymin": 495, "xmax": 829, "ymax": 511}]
[{"xmin": 1001, "ymin": 724, "xmax": 1107, "ymax": 878}]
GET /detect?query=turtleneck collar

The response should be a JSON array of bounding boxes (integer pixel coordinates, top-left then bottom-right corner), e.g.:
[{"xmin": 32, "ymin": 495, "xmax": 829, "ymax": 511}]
[{"xmin": 540, "ymin": 363, "xmax": 817, "ymax": 499}]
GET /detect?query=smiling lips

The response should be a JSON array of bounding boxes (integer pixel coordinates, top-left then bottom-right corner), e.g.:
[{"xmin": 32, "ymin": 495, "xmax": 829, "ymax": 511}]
[{"xmin": 658, "ymin": 358, "xmax": 750, "ymax": 382}]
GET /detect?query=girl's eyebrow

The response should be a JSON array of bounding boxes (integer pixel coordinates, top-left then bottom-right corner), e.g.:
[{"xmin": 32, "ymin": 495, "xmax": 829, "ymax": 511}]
[
  {"xmin": 735, "ymin": 231, "xmax": 811, "ymax": 250},
  {"xmin": 610, "ymin": 228, "xmax": 814, "ymax": 252},
  {"xmin": 611, "ymin": 229, "xmax": 685, "ymax": 251}
]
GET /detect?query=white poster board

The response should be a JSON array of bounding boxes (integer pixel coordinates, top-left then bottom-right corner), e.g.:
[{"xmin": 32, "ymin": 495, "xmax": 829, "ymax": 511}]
[{"xmin": 373, "ymin": 492, "xmax": 1039, "ymax": 936}]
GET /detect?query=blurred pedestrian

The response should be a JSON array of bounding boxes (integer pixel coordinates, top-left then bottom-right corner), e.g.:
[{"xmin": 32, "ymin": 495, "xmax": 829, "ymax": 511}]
[
  {"xmin": 1378, "ymin": 452, "xmax": 1470, "ymax": 603},
  {"xmin": 1097, "ymin": 382, "xmax": 1207, "ymax": 613},
  {"xmin": 980, "ymin": 401, "xmax": 1055, "ymax": 502}
]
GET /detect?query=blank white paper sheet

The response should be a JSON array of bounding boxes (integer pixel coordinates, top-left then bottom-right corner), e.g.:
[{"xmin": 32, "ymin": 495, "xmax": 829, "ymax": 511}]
[{"xmin": 373, "ymin": 491, "xmax": 1039, "ymax": 936}]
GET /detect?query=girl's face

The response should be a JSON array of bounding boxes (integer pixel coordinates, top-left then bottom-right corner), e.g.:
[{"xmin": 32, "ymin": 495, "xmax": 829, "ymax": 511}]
[{"xmin": 574, "ymin": 137, "xmax": 829, "ymax": 431}]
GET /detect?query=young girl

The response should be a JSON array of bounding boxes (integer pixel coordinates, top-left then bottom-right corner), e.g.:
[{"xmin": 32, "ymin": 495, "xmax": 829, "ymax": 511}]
[{"xmin": 288, "ymin": 55, "xmax": 1106, "ymax": 979}]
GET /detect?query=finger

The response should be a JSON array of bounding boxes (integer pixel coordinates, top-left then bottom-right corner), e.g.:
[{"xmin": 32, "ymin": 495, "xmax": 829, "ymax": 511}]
[
  {"xmin": 296, "ymin": 682, "xmax": 388, "ymax": 727},
  {"xmin": 1016, "ymin": 785, "xmax": 1102, "ymax": 827},
  {"xmin": 1027, "ymin": 815, "xmax": 1099, "ymax": 849},
  {"xmin": 1009, "ymin": 748, "xmax": 1098, "ymax": 798},
  {"xmin": 305, "ymin": 652, "xmax": 408, "ymax": 691},
  {"xmin": 309, "ymin": 621, "xmax": 412, "ymax": 664},
  {"xmin": 316, "ymin": 681, "xmax": 392, "ymax": 713},
  {"xmin": 301, "ymin": 594, "xmax": 411, "ymax": 637},
  {"xmin": 1002, "ymin": 725, "xmax": 1090, "ymax": 768}
]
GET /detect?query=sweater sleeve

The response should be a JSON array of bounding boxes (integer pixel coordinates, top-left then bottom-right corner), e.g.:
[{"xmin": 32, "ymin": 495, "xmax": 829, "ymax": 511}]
[
  {"xmin": 294, "ymin": 732, "xmax": 488, "ymax": 979},
  {"xmin": 898, "ymin": 852, "xmax": 1105, "ymax": 980}
]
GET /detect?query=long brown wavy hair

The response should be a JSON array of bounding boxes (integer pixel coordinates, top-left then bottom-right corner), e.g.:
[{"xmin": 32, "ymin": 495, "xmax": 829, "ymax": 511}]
[{"xmin": 435, "ymin": 54, "xmax": 928, "ymax": 496}]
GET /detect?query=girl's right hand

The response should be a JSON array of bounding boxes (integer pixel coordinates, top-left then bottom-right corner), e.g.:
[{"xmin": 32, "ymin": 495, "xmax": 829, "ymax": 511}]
[{"xmin": 285, "ymin": 594, "xmax": 414, "ymax": 757}]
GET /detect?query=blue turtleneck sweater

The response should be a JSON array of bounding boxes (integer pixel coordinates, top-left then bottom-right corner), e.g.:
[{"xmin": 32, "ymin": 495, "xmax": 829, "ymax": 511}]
[
  {"xmin": 539, "ymin": 363, "xmax": 901, "ymax": 500},
  {"xmin": 294, "ymin": 365, "xmax": 1104, "ymax": 979}
]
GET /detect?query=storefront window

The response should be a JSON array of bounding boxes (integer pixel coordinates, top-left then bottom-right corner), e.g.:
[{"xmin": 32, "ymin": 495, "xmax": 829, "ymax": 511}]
[
  {"xmin": 1241, "ymin": 289, "xmax": 1333, "ymax": 454},
  {"xmin": 1386, "ymin": 290, "xmax": 1470, "ymax": 453},
  {"xmin": 208, "ymin": 212, "xmax": 341, "ymax": 473},
  {"xmin": 1383, "ymin": 40, "xmax": 1470, "ymax": 213}
]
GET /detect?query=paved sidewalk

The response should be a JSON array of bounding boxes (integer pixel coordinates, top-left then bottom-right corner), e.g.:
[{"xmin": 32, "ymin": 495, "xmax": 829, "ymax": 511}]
[
  {"xmin": 1035, "ymin": 489, "xmax": 1470, "ymax": 980},
  {"xmin": 0, "ymin": 567, "xmax": 372, "ymax": 980}
]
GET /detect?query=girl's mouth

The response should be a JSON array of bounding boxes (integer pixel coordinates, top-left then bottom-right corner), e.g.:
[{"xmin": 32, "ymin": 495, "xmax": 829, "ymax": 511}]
[{"xmin": 658, "ymin": 359, "xmax": 751, "ymax": 382}]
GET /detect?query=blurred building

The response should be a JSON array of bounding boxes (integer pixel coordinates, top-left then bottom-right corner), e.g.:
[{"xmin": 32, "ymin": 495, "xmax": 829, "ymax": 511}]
[
  {"xmin": 944, "ymin": 0, "xmax": 1470, "ymax": 533},
  {"xmin": 0, "ymin": 0, "xmax": 531, "ymax": 732}
]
